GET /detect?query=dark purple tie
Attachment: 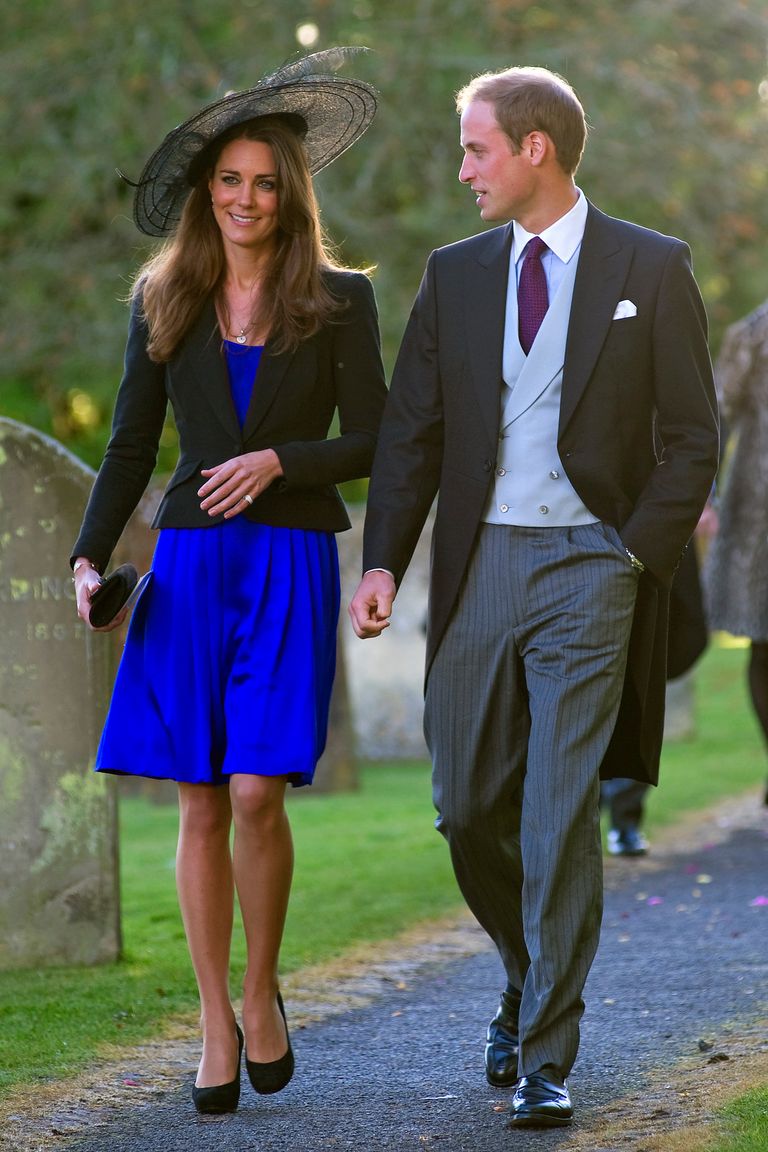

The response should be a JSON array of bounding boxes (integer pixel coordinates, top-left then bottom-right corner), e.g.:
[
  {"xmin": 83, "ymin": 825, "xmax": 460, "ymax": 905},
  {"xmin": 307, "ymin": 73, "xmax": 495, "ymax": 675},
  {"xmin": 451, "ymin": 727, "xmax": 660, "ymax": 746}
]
[{"xmin": 518, "ymin": 236, "xmax": 549, "ymax": 354}]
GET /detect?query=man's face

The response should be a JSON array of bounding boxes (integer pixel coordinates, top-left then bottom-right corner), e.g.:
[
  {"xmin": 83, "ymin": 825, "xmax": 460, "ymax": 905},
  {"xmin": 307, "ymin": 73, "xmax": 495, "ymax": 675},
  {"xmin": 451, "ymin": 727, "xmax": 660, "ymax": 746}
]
[{"xmin": 458, "ymin": 99, "xmax": 534, "ymax": 223}]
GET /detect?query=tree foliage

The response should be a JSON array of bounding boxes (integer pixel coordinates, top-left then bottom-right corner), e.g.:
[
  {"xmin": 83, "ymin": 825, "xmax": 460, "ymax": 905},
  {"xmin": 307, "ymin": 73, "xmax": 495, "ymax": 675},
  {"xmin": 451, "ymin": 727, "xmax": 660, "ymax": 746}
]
[{"xmin": 2, "ymin": 0, "xmax": 767, "ymax": 466}]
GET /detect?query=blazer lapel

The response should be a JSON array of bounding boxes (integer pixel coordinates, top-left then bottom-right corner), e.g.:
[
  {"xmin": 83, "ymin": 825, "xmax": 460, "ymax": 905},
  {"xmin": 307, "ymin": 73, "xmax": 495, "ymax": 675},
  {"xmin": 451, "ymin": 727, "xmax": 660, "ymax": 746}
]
[
  {"xmin": 241, "ymin": 342, "xmax": 295, "ymax": 441},
  {"xmin": 177, "ymin": 298, "xmax": 298, "ymax": 444},
  {"xmin": 177, "ymin": 300, "xmax": 242, "ymax": 442},
  {"xmin": 464, "ymin": 224, "xmax": 514, "ymax": 446},
  {"xmin": 560, "ymin": 203, "xmax": 634, "ymax": 431}
]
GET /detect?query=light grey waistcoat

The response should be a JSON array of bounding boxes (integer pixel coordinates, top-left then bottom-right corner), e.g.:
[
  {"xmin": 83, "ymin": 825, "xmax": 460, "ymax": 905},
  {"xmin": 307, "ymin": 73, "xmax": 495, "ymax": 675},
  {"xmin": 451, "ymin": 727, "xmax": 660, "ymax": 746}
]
[{"xmin": 482, "ymin": 248, "xmax": 597, "ymax": 527}]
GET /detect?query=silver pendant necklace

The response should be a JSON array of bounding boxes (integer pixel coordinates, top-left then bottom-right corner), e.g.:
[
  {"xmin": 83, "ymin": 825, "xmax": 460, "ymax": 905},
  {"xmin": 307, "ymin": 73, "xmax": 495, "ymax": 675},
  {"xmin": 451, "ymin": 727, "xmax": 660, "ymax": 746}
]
[{"xmin": 235, "ymin": 328, "xmax": 248, "ymax": 345}]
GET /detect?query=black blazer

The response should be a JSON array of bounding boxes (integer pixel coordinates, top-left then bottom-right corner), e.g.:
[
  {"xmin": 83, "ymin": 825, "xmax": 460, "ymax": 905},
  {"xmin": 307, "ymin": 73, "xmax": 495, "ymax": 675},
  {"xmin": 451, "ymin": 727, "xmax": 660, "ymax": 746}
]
[
  {"xmin": 73, "ymin": 269, "xmax": 387, "ymax": 571},
  {"xmin": 362, "ymin": 203, "xmax": 719, "ymax": 783}
]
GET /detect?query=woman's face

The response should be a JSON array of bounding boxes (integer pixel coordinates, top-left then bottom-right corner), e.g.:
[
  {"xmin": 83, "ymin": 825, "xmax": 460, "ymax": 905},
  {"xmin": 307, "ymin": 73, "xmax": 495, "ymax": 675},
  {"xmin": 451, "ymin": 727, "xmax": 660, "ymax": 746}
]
[{"xmin": 208, "ymin": 137, "xmax": 279, "ymax": 253}]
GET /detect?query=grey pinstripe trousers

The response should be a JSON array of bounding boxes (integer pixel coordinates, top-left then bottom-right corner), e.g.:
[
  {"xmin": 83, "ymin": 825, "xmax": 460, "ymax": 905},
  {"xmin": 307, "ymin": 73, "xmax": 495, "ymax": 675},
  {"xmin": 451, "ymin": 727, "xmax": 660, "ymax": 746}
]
[{"xmin": 425, "ymin": 522, "xmax": 639, "ymax": 1078}]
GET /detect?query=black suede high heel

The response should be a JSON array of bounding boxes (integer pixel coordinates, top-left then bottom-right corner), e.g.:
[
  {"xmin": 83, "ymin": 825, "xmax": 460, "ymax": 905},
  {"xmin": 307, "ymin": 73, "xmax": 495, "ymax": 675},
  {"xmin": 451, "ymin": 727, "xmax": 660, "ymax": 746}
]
[
  {"xmin": 192, "ymin": 1023, "xmax": 244, "ymax": 1114},
  {"xmin": 245, "ymin": 992, "xmax": 295, "ymax": 1095}
]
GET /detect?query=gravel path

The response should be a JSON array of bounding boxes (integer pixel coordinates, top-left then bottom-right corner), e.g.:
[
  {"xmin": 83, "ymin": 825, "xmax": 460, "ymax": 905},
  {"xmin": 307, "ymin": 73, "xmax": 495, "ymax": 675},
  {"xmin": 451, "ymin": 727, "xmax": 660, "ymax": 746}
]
[{"xmin": 3, "ymin": 793, "xmax": 767, "ymax": 1152}]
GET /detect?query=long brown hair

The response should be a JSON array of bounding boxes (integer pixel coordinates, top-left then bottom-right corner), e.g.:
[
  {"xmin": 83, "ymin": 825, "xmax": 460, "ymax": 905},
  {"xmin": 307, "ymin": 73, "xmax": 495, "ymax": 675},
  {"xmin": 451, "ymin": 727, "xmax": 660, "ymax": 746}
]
[{"xmin": 133, "ymin": 115, "xmax": 348, "ymax": 362}]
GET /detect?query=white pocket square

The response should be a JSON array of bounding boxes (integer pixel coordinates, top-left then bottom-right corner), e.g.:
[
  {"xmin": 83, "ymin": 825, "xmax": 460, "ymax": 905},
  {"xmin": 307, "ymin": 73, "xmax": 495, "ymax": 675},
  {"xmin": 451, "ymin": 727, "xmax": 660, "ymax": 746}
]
[{"xmin": 612, "ymin": 299, "xmax": 637, "ymax": 320}]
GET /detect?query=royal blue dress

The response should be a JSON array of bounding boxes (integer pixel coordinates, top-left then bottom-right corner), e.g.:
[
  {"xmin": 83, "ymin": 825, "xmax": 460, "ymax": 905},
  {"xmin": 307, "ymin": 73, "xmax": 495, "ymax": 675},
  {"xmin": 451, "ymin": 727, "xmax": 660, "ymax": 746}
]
[{"xmin": 94, "ymin": 341, "xmax": 340, "ymax": 787}]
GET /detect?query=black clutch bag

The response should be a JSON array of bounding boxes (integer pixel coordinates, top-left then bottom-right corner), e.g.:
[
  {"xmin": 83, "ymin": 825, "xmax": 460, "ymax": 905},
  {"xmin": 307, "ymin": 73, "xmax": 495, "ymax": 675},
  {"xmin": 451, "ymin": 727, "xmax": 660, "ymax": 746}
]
[{"xmin": 89, "ymin": 563, "xmax": 143, "ymax": 628}]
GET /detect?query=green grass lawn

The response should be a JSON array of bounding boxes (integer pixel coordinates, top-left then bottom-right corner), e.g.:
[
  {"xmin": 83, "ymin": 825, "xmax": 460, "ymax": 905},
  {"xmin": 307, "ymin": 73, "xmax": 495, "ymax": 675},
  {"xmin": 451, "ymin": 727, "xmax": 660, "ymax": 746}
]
[
  {"xmin": 0, "ymin": 761, "xmax": 460, "ymax": 1093},
  {"xmin": 644, "ymin": 635, "xmax": 766, "ymax": 834},
  {"xmin": 0, "ymin": 638, "xmax": 764, "ymax": 1096},
  {"xmin": 707, "ymin": 1086, "xmax": 768, "ymax": 1152}
]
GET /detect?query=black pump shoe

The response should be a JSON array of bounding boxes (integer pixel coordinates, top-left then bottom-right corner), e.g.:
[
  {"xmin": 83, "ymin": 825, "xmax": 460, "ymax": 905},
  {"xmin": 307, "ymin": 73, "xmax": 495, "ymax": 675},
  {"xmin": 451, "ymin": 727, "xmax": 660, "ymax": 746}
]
[
  {"xmin": 192, "ymin": 1023, "xmax": 244, "ymax": 1114},
  {"xmin": 245, "ymin": 992, "xmax": 295, "ymax": 1095}
]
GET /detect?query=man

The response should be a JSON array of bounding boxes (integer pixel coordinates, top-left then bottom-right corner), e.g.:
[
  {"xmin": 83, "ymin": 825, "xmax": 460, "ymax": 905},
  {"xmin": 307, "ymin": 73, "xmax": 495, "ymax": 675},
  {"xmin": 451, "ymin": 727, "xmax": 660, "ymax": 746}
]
[{"xmin": 350, "ymin": 67, "xmax": 718, "ymax": 1127}]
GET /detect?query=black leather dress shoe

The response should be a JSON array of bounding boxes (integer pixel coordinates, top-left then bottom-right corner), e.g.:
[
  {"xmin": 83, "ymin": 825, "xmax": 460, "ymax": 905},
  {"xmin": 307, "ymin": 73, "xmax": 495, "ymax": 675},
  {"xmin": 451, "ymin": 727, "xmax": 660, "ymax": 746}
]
[
  {"xmin": 509, "ymin": 1067, "xmax": 573, "ymax": 1127},
  {"xmin": 484, "ymin": 989, "xmax": 520, "ymax": 1087}
]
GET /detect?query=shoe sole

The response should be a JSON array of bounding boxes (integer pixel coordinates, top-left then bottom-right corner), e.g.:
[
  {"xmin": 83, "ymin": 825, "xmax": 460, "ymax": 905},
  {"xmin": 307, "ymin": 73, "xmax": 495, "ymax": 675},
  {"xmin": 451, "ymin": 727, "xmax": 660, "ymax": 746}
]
[{"xmin": 508, "ymin": 1114, "xmax": 573, "ymax": 1128}]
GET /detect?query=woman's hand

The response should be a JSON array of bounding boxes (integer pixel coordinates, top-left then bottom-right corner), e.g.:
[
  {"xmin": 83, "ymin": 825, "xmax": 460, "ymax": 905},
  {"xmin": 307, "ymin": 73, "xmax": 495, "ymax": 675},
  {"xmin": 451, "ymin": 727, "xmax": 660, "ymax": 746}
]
[
  {"xmin": 198, "ymin": 450, "xmax": 284, "ymax": 518},
  {"xmin": 73, "ymin": 559, "xmax": 128, "ymax": 632}
]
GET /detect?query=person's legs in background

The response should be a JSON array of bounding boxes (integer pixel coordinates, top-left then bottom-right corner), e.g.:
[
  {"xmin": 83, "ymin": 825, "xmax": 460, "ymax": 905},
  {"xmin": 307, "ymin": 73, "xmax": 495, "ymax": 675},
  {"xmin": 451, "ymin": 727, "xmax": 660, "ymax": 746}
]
[
  {"xmin": 746, "ymin": 641, "xmax": 768, "ymax": 805},
  {"xmin": 600, "ymin": 778, "xmax": 650, "ymax": 855}
]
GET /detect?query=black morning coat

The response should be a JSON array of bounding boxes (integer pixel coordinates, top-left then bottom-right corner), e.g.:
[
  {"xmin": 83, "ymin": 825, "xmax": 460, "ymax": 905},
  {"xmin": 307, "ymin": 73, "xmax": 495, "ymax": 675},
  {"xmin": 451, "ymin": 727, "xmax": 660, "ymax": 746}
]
[
  {"xmin": 72, "ymin": 269, "xmax": 388, "ymax": 572},
  {"xmin": 361, "ymin": 203, "xmax": 720, "ymax": 784}
]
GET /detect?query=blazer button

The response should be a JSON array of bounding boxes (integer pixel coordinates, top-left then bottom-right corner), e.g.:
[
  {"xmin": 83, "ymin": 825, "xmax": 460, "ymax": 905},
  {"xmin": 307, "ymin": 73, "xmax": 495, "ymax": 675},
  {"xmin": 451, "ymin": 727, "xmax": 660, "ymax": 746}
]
[
  {"xmin": 500, "ymin": 504, "xmax": 509, "ymax": 513},
  {"xmin": 539, "ymin": 505, "xmax": 549, "ymax": 514},
  {"xmin": 549, "ymin": 470, "xmax": 560, "ymax": 479}
]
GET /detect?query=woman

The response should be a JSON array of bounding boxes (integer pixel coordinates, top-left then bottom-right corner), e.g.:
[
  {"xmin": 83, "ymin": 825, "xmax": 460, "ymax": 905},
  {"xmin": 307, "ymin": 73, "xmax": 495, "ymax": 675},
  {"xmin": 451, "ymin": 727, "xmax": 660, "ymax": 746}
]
[
  {"xmin": 704, "ymin": 298, "xmax": 768, "ymax": 807},
  {"xmin": 71, "ymin": 49, "xmax": 386, "ymax": 1114}
]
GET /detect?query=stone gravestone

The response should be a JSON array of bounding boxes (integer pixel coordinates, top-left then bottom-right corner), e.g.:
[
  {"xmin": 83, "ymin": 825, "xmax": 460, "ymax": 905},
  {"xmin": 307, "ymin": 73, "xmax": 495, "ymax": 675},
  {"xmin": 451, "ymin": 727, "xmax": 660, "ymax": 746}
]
[{"xmin": 0, "ymin": 418, "xmax": 120, "ymax": 968}]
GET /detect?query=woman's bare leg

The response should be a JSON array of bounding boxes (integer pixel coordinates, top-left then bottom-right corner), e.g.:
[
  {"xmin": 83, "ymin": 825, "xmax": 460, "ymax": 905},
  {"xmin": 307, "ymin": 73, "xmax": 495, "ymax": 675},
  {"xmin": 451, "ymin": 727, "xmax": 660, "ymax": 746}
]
[
  {"xmin": 176, "ymin": 783, "xmax": 240, "ymax": 1087},
  {"xmin": 229, "ymin": 774, "xmax": 294, "ymax": 1061}
]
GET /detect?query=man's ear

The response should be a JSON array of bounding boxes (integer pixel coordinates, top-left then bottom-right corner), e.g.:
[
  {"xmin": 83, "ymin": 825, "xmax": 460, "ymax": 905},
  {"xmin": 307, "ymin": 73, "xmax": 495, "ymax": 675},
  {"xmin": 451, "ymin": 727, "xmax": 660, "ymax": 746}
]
[{"xmin": 526, "ymin": 130, "xmax": 551, "ymax": 168}]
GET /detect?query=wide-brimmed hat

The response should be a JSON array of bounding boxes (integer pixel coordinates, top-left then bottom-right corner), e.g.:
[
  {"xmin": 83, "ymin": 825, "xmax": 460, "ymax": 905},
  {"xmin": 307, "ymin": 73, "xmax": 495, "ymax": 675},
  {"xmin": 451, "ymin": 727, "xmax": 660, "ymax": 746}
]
[{"xmin": 129, "ymin": 46, "xmax": 377, "ymax": 237}]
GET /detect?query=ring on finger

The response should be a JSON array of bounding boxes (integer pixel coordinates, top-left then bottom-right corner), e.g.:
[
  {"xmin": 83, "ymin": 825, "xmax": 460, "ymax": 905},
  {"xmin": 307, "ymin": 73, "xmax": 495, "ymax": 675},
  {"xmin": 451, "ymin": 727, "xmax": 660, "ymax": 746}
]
[{"xmin": 243, "ymin": 493, "xmax": 254, "ymax": 506}]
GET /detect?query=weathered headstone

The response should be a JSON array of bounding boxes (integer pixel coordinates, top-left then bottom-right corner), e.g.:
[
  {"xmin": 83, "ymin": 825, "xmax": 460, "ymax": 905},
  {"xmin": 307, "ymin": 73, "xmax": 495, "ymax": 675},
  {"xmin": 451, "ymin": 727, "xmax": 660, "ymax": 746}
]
[
  {"xmin": 338, "ymin": 507, "xmax": 431, "ymax": 761},
  {"xmin": 0, "ymin": 418, "xmax": 120, "ymax": 968},
  {"xmin": 664, "ymin": 672, "xmax": 696, "ymax": 742}
]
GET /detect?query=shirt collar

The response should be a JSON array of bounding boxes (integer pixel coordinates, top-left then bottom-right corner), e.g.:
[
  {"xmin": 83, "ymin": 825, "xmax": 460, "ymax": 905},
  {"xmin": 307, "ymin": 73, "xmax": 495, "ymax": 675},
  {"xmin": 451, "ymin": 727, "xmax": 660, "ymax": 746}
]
[{"xmin": 513, "ymin": 188, "xmax": 587, "ymax": 265}]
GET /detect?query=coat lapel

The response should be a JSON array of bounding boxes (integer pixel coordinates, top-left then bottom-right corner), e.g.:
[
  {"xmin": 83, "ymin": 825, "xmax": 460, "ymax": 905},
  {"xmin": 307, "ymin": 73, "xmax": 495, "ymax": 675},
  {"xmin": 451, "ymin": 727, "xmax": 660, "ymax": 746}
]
[
  {"xmin": 241, "ymin": 341, "xmax": 295, "ymax": 441},
  {"xmin": 178, "ymin": 300, "xmax": 241, "ymax": 442},
  {"xmin": 464, "ymin": 224, "xmax": 514, "ymax": 446},
  {"xmin": 177, "ymin": 298, "xmax": 297, "ymax": 443},
  {"xmin": 560, "ymin": 203, "xmax": 634, "ymax": 431}
]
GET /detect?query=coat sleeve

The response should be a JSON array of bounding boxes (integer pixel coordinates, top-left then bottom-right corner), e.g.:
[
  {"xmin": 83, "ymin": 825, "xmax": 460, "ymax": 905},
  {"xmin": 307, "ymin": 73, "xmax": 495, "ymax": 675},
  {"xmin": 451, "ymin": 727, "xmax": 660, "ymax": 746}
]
[
  {"xmin": 617, "ymin": 242, "xmax": 719, "ymax": 584},
  {"xmin": 362, "ymin": 253, "xmax": 445, "ymax": 583},
  {"xmin": 273, "ymin": 272, "xmax": 388, "ymax": 488},
  {"xmin": 71, "ymin": 294, "xmax": 167, "ymax": 570}
]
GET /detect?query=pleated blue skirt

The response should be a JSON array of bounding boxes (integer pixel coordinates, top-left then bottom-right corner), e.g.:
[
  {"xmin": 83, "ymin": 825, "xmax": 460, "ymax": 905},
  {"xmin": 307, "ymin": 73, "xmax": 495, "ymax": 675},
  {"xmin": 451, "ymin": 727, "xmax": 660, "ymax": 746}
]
[{"xmin": 95, "ymin": 519, "xmax": 340, "ymax": 787}]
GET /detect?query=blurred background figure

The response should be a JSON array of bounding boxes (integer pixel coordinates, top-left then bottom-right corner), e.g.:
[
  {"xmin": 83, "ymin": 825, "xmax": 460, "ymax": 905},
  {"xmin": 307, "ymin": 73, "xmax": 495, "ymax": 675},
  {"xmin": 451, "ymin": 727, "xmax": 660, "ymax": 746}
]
[
  {"xmin": 704, "ymin": 299, "xmax": 768, "ymax": 807},
  {"xmin": 602, "ymin": 543, "xmax": 710, "ymax": 855}
]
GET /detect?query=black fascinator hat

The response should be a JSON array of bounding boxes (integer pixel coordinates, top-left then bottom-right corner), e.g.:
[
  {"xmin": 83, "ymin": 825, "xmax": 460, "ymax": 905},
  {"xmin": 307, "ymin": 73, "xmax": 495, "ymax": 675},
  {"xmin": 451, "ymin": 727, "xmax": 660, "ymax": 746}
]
[{"xmin": 129, "ymin": 46, "xmax": 377, "ymax": 237}]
